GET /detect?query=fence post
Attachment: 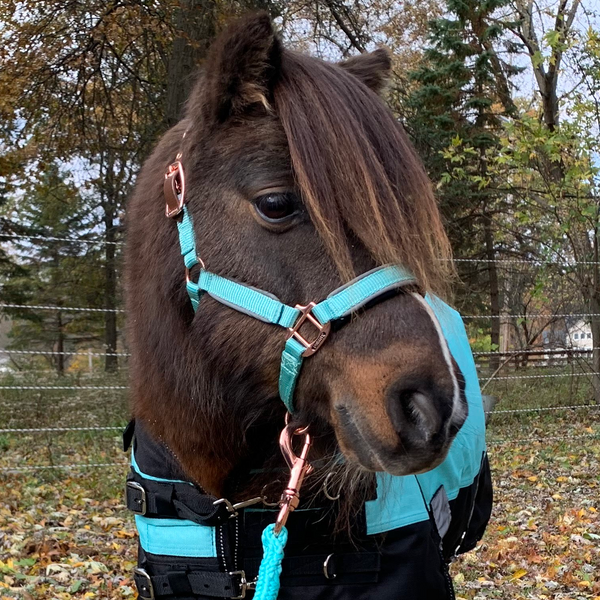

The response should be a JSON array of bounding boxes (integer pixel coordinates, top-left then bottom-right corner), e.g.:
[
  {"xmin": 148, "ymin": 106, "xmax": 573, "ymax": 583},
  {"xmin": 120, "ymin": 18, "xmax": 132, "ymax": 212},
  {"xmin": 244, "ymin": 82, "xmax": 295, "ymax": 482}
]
[{"xmin": 88, "ymin": 351, "xmax": 93, "ymax": 374}]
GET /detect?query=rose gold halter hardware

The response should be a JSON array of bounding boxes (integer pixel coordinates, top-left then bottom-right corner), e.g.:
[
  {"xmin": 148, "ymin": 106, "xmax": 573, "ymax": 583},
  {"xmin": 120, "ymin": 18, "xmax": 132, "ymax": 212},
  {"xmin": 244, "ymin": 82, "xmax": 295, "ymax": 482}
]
[
  {"xmin": 273, "ymin": 418, "xmax": 313, "ymax": 535},
  {"xmin": 164, "ymin": 130, "xmax": 189, "ymax": 219},
  {"xmin": 164, "ymin": 160, "xmax": 186, "ymax": 218},
  {"xmin": 287, "ymin": 302, "xmax": 331, "ymax": 357},
  {"xmin": 185, "ymin": 259, "xmax": 206, "ymax": 285}
]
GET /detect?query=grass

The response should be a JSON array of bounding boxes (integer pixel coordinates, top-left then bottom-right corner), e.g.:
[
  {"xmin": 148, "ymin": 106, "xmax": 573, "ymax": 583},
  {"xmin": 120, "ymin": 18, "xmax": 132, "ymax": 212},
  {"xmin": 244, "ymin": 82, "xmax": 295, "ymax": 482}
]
[{"xmin": 0, "ymin": 366, "xmax": 598, "ymax": 599}]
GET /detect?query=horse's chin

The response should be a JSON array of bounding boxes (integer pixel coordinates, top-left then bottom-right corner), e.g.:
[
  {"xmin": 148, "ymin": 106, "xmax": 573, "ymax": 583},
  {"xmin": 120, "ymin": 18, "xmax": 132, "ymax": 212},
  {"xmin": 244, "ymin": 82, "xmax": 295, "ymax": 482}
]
[
  {"xmin": 333, "ymin": 408, "xmax": 453, "ymax": 477},
  {"xmin": 341, "ymin": 445, "xmax": 450, "ymax": 477}
]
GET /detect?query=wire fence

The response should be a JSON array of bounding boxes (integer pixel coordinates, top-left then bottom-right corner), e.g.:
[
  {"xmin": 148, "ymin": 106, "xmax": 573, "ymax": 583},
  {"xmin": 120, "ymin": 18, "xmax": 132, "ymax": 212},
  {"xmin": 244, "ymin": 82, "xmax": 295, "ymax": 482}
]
[
  {"xmin": 0, "ymin": 348, "xmax": 130, "ymax": 357},
  {"xmin": 1, "ymin": 430, "xmax": 597, "ymax": 475},
  {"xmin": 4, "ymin": 300, "xmax": 600, "ymax": 322},
  {"xmin": 1, "ymin": 303, "xmax": 125, "ymax": 313},
  {"xmin": 0, "ymin": 426, "xmax": 124, "ymax": 433},
  {"xmin": 0, "ymin": 233, "xmax": 124, "ymax": 246},
  {"xmin": 0, "ymin": 402, "xmax": 597, "ymax": 435},
  {"xmin": 1, "ymin": 242, "xmax": 599, "ymax": 488},
  {"xmin": 0, "ymin": 385, "xmax": 128, "ymax": 390},
  {"xmin": 0, "ymin": 462, "xmax": 128, "ymax": 474},
  {"xmin": 472, "ymin": 348, "xmax": 600, "ymax": 356},
  {"xmin": 3, "ymin": 233, "xmax": 599, "ymax": 266},
  {"xmin": 1, "ymin": 345, "xmax": 595, "ymax": 362},
  {"xmin": 1, "ymin": 370, "xmax": 599, "ymax": 384}
]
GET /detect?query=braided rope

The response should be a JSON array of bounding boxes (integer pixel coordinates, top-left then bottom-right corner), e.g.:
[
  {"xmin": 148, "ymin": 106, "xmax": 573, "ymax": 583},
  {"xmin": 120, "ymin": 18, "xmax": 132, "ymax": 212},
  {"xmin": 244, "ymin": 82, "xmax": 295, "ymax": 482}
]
[{"xmin": 253, "ymin": 524, "xmax": 288, "ymax": 600}]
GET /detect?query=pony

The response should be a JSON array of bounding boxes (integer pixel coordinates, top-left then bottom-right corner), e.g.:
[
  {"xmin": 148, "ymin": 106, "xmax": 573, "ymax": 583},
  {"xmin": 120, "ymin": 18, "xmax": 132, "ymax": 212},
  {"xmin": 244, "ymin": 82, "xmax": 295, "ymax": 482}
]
[{"xmin": 124, "ymin": 12, "xmax": 490, "ymax": 600}]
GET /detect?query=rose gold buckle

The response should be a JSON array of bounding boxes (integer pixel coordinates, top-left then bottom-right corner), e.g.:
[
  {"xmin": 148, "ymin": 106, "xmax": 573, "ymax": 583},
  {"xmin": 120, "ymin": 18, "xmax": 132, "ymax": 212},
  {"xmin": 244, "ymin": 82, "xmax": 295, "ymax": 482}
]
[
  {"xmin": 287, "ymin": 302, "xmax": 331, "ymax": 357},
  {"xmin": 274, "ymin": 420, "xmax": 313, "ymax": 535},
  {"xmin": 164, "ymin": 161, "xmax": 186, "ymax": 218}
]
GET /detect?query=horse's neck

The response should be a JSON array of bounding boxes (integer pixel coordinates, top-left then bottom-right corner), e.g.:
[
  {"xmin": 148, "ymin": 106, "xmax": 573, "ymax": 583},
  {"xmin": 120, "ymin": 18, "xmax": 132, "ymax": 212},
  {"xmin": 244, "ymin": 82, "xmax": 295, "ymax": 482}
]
[{"xmin": 221, "ymin": 422, "xmax": 286, "ymax": 501}]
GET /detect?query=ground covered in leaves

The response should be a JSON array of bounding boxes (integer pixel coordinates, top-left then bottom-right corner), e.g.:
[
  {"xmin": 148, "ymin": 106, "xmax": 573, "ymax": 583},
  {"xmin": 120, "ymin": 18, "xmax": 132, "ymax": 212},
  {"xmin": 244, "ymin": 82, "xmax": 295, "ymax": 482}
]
[{"xmin": 0, "ymin": 370, "xmax": 598, "ymax": 598}]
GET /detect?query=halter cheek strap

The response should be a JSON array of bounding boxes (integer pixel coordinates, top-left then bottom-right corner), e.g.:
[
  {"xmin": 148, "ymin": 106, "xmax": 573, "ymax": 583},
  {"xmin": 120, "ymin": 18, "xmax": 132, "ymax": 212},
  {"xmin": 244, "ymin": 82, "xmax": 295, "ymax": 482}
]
[{"xmin": 175, "ymin": 204, "xmax": 417, "ymax": 413}]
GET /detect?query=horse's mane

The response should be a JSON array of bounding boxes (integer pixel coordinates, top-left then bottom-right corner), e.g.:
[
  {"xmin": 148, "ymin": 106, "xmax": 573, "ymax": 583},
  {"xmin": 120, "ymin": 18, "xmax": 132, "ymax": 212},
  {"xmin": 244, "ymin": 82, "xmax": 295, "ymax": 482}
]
[{"xmin": 274, "ymin": 50, "xmax": 453, "ymax": 293}]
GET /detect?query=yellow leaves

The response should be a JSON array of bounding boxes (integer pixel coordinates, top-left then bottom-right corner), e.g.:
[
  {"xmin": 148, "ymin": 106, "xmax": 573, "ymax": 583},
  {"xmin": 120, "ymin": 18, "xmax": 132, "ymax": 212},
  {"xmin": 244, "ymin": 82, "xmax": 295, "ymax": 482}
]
[
  {"xmin": 114, "ymin": 529, "xmax": 134, "ymax": 539},
  {"xmin": 510, "ymin": 568, "xmax": 528, "ymax": 581},
  {"xmin": 525, "ymin": 517, "xmax": 537, "ymax": 531},
  {"xmin": 452, "ymin": 425, "xmax": 600, "ymax": 600}
]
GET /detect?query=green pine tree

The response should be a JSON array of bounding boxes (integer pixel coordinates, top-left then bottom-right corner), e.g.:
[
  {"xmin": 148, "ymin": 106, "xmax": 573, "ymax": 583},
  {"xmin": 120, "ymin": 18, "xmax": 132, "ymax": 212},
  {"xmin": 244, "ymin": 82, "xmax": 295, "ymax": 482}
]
[
  {"xmin": 406, "ymin": 0, "xmax": 520, "ymax": 362},
  {"xmin": 2, "ymin": 164, "xmax": 108, "ymax": 375}
]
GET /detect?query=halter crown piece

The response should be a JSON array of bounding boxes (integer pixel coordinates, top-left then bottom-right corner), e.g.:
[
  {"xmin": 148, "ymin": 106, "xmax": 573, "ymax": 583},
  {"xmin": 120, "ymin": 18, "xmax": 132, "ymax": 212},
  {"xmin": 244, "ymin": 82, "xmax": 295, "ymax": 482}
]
[{"xmin": 164, "ymin": 147, "xmax": 418, "ymax": 599}]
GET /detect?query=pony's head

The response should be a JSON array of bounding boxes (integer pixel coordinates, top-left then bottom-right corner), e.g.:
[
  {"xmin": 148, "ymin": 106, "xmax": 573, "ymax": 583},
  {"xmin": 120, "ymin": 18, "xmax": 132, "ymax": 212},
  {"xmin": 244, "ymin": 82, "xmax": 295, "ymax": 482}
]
[{"xmin": 125, "ymin": 14, "xmax": 467, "ymax": 495}]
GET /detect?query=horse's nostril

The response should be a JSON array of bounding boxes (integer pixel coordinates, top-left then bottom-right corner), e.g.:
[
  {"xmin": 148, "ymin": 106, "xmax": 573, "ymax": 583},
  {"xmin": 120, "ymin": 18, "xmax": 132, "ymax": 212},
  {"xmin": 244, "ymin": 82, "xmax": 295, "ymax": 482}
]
[{"xmin": 387, "ymin": 386, "xmax": 443, "ymax": 442}]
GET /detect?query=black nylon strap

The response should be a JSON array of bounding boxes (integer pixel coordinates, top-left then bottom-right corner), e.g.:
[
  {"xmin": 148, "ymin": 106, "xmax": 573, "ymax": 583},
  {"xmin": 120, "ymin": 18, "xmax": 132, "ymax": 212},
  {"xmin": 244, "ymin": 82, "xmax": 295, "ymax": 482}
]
[
  {"xmin": 134, "ymin": 569, "xmax": 245, "ymax": 599},
  {"xmin": 244, "ymin": 551, "xmax": 380, "ymax": 579},
  {"xmin": 126, "ymin": 470, "xmax": 230, "ymax": 526}
]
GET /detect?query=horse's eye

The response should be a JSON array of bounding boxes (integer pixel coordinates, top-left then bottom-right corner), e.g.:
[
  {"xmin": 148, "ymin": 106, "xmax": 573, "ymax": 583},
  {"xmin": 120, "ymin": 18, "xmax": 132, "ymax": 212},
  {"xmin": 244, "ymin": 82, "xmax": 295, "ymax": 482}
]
[{"xmin": 253, "ymin": 192, "xmax": 299, "ymax": 223}]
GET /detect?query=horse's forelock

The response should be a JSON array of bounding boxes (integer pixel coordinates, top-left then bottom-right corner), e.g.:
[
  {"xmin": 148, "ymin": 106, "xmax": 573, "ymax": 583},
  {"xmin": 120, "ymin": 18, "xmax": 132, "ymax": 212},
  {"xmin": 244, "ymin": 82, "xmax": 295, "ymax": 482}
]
[{"xmin": 274, "ymin": 50, "xmax": 454, "ymax": 295}]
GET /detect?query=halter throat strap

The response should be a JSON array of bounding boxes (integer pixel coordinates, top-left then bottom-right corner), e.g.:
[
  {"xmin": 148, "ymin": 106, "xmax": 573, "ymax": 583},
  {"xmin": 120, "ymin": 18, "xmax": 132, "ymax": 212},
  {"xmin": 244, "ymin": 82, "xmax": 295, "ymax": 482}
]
[{"xmin": 174, "ymin": 205, "xmax": 417, "ymax": 413}]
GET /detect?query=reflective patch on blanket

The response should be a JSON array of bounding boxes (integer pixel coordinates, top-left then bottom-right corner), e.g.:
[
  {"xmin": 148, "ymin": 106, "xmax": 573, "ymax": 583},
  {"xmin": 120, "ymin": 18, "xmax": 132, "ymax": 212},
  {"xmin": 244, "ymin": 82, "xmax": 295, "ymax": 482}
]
[{"xmin": 431, "ymin": 485, "xmax": 451, "ymax": 540}]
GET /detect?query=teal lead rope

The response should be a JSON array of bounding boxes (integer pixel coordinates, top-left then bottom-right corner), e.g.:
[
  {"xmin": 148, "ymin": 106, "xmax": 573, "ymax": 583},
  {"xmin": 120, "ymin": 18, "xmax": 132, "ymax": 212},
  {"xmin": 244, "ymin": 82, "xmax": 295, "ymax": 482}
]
[{"xmin": 253, "ymin": 524, "xmax": 289, "ymax": 600}]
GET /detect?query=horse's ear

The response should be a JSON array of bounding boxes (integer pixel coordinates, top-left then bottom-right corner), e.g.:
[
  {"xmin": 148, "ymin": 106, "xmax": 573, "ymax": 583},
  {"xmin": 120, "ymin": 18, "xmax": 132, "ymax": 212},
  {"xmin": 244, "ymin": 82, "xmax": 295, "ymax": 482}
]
[
  {"xmin": 191, "ymin": 12, "xmax": 282, "ymax": 124},
  {"xmin": 339, "ymin": 49, "xmax": 392, "ymax": 95}
]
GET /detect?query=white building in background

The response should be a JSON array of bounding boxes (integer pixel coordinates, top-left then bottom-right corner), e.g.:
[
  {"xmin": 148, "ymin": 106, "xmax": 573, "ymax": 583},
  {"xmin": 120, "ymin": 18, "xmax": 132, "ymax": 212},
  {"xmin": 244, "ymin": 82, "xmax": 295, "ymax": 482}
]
[{"xmin": 567, "ymin": 319, "xmax": 593, "ymax": 350}]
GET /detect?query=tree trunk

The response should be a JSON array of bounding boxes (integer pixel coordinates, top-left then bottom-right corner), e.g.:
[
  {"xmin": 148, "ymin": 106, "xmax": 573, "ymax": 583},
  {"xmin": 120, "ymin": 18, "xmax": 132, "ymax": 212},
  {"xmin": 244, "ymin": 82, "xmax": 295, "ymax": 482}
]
[
  {"xmin": 484, "ymin": 212, "xmax": 500, "ymax": 372},
  {"xmin": 56, "ymin": 310, "xmax": 64, "ymax": 376},
  {"xmin": 590, "ymin": 295, "xmax": 600, "ymax": 405},
  {"xmin": 104, "ymin": 208, "xmax": 118, "ymax": 373},
  {"xmin": 165, "ymin": 0, "xmax": 217, "ymax": 128},
  {"xmin": 591, "ymin": 230, "xmax": 600, "ymax": 404}
]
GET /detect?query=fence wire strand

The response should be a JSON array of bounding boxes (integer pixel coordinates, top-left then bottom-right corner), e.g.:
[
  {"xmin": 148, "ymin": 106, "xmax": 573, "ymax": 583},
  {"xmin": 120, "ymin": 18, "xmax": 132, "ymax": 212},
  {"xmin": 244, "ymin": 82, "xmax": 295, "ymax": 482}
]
[
  {"xmin": 473, "ymin": 348, "xmax": 599, "ymax": 356},
  {"xmin": 4, "ymin": 346, "xmax": 596, "ymax": 359},
  {"xmin": 0, "ymin": 462, "xmax": 127, "ymax": 474},
  {"xmin": 0, "ymin": 233, "xmax": 123, "ymax": 246},
  {"xmin": 486, "ymin": 404, "xmax": 600, "ymax": 414},
  {"xmin": 493, "ymin": 371, "xmax": 600, "ymax": 381},
  {"xmin": 0, "ymin": 349, "xmax": 130, "ymax": 357},
  {"xmin": 463, "ymin": 313, "xmax": 600, "ymax": 320},
  {"xmin": 1, "ymin": 303, "xmax": 124, "ymax": 313},
  {"xmin": 0, "ymin": 404, "xmax": 598, "ymax": 435},
  {"xmin": 488, "ymin": 433, "xmax": 600, "ymax": 445},
  {"xmin": 6, "ymin": 302, "xmax": 600, "ymax": 319},
  {"xmin": 0, "ymin": 385, "xmax": 127, "ymax": 390},
  {"xmin": 0, "ymin": 426, "xmax": 124, "ymax": 433},
  {"xmin": 452, "ymin": 257, "xmax": 600, "ymax": 267},
  {"xmin": 2, "ymin": 432, "xmax": 597, "ymax": 473},
  {"xmin": 0, "ymin": 238, "xmax": 595, "ymax": 264}
]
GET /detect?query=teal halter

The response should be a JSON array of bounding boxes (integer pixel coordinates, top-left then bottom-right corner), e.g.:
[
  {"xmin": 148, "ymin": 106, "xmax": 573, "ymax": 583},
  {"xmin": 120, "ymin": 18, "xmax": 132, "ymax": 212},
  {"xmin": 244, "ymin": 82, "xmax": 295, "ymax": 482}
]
[
  {"xmin": 174, "ymin": 204, "xmax": 417, "ymax": 413},
  {"xmin": 166, "ymin": 159, "xmax": 418, "ymax": 600}
]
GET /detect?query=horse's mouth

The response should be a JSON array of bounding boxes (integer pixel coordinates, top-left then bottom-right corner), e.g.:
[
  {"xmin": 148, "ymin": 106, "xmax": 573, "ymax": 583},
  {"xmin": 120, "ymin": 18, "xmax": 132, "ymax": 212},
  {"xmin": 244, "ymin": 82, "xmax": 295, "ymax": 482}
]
[{"xmin": 333, "ymin": 404, "xmax": 452, "ymax": 477}]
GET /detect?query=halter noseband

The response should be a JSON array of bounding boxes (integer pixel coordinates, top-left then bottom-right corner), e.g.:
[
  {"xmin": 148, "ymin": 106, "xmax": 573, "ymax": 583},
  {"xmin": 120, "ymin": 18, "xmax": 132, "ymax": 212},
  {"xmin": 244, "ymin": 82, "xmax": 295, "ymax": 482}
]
[{"xmin": 165, "ymin": 161, "xmax": 418, "ymax": 414}]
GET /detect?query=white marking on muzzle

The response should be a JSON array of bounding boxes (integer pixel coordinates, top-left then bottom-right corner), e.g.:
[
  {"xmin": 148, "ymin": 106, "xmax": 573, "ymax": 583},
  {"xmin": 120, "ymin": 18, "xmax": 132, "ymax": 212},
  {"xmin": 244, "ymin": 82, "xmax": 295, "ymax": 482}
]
[{"xmin": 411, "ymin": 293, "xmax": 464, "ymax": 425}]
